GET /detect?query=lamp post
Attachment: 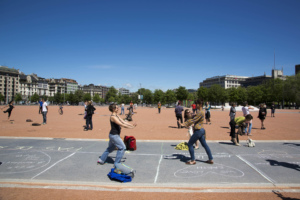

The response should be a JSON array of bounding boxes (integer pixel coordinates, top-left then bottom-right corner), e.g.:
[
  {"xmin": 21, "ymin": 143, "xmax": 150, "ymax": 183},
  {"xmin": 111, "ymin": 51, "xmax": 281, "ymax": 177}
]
[{"xmin": 6, "ymin": 74, "xmax": 9, "ymax": 104}]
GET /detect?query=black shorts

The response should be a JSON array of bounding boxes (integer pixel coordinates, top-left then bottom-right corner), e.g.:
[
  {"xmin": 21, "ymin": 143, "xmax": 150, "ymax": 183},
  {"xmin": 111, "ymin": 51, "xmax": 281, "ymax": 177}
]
[{"xmin": 205, "ymin": 111, "xmax": 210, "ymax": 119}]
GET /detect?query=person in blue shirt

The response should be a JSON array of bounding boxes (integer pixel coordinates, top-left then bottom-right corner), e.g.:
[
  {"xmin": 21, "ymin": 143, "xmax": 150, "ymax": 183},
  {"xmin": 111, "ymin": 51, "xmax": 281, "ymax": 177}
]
[
  {"xmin": 38, "ymin": 99, "xmax": 43, "ymax": 114},
  {"xmin": 205, "ymin": 102, "xmax": 211, "ymax": 125},
  {"xmin": 175, "ymin": 102, "xmax": 184, "ymax": 128}
]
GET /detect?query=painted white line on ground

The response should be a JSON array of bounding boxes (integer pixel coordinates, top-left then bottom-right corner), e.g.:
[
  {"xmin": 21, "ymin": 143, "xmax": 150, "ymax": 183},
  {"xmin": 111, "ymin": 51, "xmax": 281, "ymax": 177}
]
[
  {"xmin": 31, "ymin": 152, "xmax": 76, "ymax": 180},
  {"xmin": 154, "ymin": 155, "xmax": 163, "ymax": 184},
  {"xmin": 236, "ymin": 155, "xmax": 276, "ymax": 185}
]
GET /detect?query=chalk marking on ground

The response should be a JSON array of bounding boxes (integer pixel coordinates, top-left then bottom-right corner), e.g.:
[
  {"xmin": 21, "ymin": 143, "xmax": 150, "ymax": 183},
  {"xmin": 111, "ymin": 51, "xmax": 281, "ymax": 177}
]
[
  {"xmin": 154, "ymin": 142, "xmax": 164, "ymax": 184},
  {"xmin": 236, "ymin": 155, "xmax": 276, "ymax": 185},
  {"xmin": 31, "ymin": 152, "xmax": 76, "ymax": 180}
]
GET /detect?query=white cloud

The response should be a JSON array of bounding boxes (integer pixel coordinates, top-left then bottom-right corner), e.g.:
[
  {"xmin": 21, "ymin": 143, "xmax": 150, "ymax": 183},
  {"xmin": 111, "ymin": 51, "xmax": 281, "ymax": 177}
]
[{"xmin": 124, "ymin": 83, "xmax": 133, "ymax": 88}]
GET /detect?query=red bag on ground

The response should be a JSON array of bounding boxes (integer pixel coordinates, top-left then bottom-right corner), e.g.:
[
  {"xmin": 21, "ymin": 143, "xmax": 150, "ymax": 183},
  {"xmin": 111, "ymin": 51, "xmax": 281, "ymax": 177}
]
[{"xmin": 124, "ymin": 136, "xmax": 137, "ymax": 151}]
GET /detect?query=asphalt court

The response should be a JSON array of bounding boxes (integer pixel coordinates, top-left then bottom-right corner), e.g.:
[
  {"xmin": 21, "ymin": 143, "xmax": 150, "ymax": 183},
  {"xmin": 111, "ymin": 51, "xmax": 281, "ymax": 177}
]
[{"xmin": 0, "ymin": 138, "xmax": 300, "ymax": 188}]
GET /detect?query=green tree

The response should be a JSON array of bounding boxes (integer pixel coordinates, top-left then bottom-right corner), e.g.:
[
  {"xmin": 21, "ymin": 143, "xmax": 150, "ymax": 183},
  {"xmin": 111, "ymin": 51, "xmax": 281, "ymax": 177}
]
[
  {"xmin": 176, "ymin": 86, "xmax": 188, "ymax": 102},
  {"xmin": 208, "ymin": 84, "xmax": 223, "ymax": 104},
  {"xmin": 74, "ymin": 90, "xmax": 84, "ymax": 104},
  {"xmin": 93, "ymin": 94, "xmax": 101, "ymax": 103},
  {"xmin": 143, "ymin": 89, "xmax": 153, "ymax": 104},
  {"xmin": 227, "ymin": 87, "xmax": 238, "ymax": 103},
  {"xmin": 14, "ymin": 93, "xmax": 23, "ymax": 103},
  {"xmin": 236, "ymin": 87, "xmax": 247, "ymax": 105},
  {"xmin": 165, "ymin": 90, "xmax": 177, "ymax": 105},
  {"xmin": 54, "ymin": 92, "xmax": 63, "ymax": 104},
  {"xmin": 197, "ymin": 87, "xmax": 208, "ymax": 101},
  {"xmin": 247, "ymin": 86, "xmax": 262, "ymax": 106},
  {"xmin": 105, "ymin": 86, "xmax": 118, "ymax": 103},
  {"xmin": 0, "ymin": 93, "xmax": 5, "ymax": 104},
  {"xmin": 108, "ymin": 96, "xmax": 115, "ymax": 103},
  {"xmin": 31, "ymin": 93, "xmax": 40, "ymax": 102},
  {"xmin": 83, "ymin": 93, "xmax": 92, "ymax": 102},
  {"xmin": 153, "ymin": 89, "xmax": 165, "ymax": 104},
  {"xmin": 67, "ymin": 92, "xmax": 75, "ymax": 104}
]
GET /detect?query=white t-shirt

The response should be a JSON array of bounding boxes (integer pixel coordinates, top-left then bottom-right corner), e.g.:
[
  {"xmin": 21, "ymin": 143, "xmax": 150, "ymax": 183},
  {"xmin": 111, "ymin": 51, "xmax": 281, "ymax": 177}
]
[
  {"xmin": 121, "ymin": 104, "xmax": 124, "ymax": 108},
  {"xmin": 42, "ymin": 102, "xmax": 48, "ymax": 112},
  {"xmin": 242, "ymin": 106, "xmax": 249, "ymax": 116}
]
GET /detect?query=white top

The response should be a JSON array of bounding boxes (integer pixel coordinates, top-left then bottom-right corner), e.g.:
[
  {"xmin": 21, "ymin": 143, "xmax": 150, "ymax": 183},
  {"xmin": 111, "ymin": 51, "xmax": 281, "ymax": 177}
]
[
  {"xmin": 42, "ymin": 102, "xmax": 48, "ymax": 112},
  {"xmin": 121, "ymin": 104, "xmax": 124, "ymax": 108},
  {"xmin": 242, "ymin": 106, "xmax": 250, "ymax": 116}
]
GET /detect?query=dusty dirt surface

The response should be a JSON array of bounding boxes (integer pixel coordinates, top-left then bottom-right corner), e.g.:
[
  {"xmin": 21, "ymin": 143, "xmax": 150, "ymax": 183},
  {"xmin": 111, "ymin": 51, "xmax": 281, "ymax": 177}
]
[
  {"xmin": 1, "ymin": 105, "xmax": 300, "ymax": 200},
  {"xmin": 1, "ymin": 187, "xmax": 300, "ymax": 200},
  {"xmin": 1, "ymin": 105, "xmax": 300, "ymax": 141}
]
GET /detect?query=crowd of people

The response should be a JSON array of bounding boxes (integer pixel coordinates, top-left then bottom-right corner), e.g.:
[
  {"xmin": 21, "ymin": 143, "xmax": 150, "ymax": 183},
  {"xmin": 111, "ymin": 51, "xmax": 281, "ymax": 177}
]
[{"xmin": 1, "ymin": 98, "xmax": 277, "ymax": 178}]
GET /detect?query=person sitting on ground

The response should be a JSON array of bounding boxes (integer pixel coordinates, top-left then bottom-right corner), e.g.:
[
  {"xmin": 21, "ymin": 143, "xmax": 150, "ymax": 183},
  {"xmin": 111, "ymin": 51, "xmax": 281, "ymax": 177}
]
[{"xmin": 229, "ymin": 114, "xmax": 253, "ymax": 146}]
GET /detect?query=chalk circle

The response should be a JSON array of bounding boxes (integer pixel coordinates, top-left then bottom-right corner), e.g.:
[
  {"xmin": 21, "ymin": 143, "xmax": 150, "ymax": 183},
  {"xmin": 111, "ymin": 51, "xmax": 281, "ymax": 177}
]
[
  {"xmin": 26, "ymin": 119, "xmax": 33, "ymax": 122},
  {"xmin": 0, "ymin": 151, "xmax": 51, "ymax": 174},
  {"xmin": 174, "ymin": 163, "xmax": 244, "ymax": 178},
  {"xmin": 32, "ymin": 123, "xmax": 41, "ymax": 126}
]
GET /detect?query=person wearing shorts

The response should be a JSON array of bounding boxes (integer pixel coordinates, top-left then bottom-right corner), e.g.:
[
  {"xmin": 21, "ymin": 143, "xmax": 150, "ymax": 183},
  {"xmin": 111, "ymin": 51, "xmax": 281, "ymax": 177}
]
[{"xmin": 205, "ymin": 102, "xmax": 211, "ymax": 124}]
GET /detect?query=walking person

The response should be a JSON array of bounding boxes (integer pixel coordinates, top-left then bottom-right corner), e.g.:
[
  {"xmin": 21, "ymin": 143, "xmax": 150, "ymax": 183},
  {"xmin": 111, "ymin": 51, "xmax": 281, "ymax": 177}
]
[
  {"xmin": 242, "ymin": 101, "xmax": 254, "ymax": 136},
  {"xmin": 258, "ymin": 103, "xmax": 267, "ymax": 129},
  {"xmin": 229, "ymin": 114, "xmax": 253, "ymax": 146},
  {"xmin": 191, "ymin": 103, "xmax": 197, "ymax": 114},
  {"xmin": 271, "ymin": 102, "xmax": 275, "ymax": 117},
  {"xmin": 97, "ymin": 103, "xmax": 137, "ymax": 176},
  {"xmin": 41, "ymin": 99, "xmax": 48, "ymax": 125},
  {"xmin": 175, "ymin": 102, "xmax": 184, "ymax": 128},
  {"xmin": 121, "ymin": 103, "xmax": 125, "ymax": 115},
  {"xmin": 158, "ymin": 102, "xmax": 161, "ymax": 114},
  {"xmin": 84, "ymin": 101, "xmax": 96, "ymax": 131},
  {"xmin": 2, "ymin": 100, "xmax": 15, "ymax": 120},
  {"xmin": 178, "ymin": 100, "xmax": 213, "ymax": 165},
  {"xmin": 205, "ymin": 102, "xmax": 211, "ymax": 125}
]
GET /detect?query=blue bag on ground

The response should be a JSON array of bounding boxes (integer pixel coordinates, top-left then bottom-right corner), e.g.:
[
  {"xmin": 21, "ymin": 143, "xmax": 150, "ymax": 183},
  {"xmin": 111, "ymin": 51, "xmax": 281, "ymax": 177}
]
[{"xmin": 107, "ymin": 168, "xmax": 132, "ymax": 183}]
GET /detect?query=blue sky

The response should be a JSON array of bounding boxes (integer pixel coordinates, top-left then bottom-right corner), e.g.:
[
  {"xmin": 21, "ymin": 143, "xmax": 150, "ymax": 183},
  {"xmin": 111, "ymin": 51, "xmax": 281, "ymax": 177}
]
[{"xmin": 1, "ymin": 0, "xmax": 299, "ymax": 92}]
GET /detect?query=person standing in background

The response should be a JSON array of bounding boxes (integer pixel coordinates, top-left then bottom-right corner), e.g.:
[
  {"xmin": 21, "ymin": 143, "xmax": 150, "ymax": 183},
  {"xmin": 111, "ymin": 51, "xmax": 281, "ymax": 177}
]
[
  {"xmin": 158, "ymin": 102, "xmax": 161, "ymax": 114},
  {"xmin": 42, "ymin": 99, "xmax": 48, "ymax": 125},
  {"xmin": 175, "ymin": 102, "xmax": 184, "ymax": 128}
]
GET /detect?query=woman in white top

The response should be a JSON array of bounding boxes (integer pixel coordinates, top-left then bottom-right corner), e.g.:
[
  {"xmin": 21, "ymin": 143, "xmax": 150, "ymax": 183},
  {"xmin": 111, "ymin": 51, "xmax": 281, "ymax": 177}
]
[{"xmin": 242, "ymin": 101, "xmax": 254, "ymax": 136}]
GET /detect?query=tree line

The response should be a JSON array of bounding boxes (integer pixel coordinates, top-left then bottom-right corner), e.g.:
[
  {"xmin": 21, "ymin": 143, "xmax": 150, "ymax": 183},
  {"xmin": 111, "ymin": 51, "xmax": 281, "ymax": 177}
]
[{"xmin": 1, "ymin": 74, "xmax": 299, "ymax": 106}]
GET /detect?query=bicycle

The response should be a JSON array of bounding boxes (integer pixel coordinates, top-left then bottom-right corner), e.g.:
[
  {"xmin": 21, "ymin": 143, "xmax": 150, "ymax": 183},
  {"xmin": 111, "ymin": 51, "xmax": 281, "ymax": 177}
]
[{"xmin": 58, "ymin": 105, "xmax": 63, "ymax": 115}]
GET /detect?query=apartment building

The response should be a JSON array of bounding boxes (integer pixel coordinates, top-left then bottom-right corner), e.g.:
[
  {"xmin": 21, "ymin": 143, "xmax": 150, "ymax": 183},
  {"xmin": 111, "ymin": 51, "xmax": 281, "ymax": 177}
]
[
  {"xmin": 0, "ymin": 66, "xmax": 20, "ymax": 103},
  {"xmin": 199, "ymin": 75, "xmax": 249, "ymax": 89}
]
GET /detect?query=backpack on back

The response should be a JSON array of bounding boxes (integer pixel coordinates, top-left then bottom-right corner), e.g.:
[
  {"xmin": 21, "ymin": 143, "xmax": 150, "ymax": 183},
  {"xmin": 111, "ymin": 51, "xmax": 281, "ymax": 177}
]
[{"xmin": 124, "ymin": 136, "xmax": 136, "ymax": 151}]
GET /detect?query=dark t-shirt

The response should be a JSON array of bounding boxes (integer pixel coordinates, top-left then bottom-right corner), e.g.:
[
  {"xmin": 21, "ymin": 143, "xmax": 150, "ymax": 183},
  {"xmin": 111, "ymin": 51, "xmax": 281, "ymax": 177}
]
[{"xmin": 175, "ymin": 105, "xmax": 183, "ymax": 115}]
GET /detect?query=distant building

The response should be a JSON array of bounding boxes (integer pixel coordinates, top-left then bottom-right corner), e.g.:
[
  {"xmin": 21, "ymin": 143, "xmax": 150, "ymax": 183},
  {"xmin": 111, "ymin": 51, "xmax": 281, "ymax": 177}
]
[
  {"xmin": 296, "ymin": 64, "xmax": 300, "ymax": 75},
  {"xmin": 0, "ymin": 66, "xmax": 20, "ymax": 104},
  {"xmin": 199, "ymin": 75, "xmax": 249, "ymax": 89},
  {"xmin": 242, "ymin": 69, "xmax": 286, "ymax": 87},
  {"xmin": 81, "ymin": 84, "xmax": 102, "ymax": 98},
  {"xmin": 19, "ymin": 73, "xmax": 39, "ymax": 102},
  {"xmin": 62, "ymin": 78, "xmax": 78, "ymax": 94},
  {"xmin": 118, "ymin": 88, "xmax": 130, "ymax": 95},
  {"xmin": 47, "ymin": 78, "xmax": 66, "ymax": 97},
  {"xmin": 188, "ymin": 89, "xmax": 197, "ymax": 93}
]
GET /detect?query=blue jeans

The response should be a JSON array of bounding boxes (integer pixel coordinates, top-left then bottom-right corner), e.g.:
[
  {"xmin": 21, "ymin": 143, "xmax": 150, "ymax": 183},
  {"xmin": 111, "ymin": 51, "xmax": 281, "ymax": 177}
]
[
  {"xmin": 100, "ymin": 134, "xmax": 126, "ymax": 169},
  {"xmin": 245, "ymin": 123, "xmax": 252, "ymax": 134},
  {"xmin": 121, "ymin": 107, "xmax": 124, "ymax": 115},
  {"xmin": 187, "ymin": 128, "xmax": 213, "ymax": 161},
  {"xmin": 42, "ymin": 111, "xmax": 47, "ymax": 123}
]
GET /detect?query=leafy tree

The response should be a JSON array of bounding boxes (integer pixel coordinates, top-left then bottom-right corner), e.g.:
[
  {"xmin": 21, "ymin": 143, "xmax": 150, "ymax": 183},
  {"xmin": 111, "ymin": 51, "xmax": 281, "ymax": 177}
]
[
  {"xmin": 197, "ymin": 87, "xmax": 208, "ymax": 101},
  {"xmin": 67, "ymin": 92, "xmax": 75, "ymax": 104},
  {"xmin": 131, "ymin": 93, "xmax": 139, "ymax": 103},
  {"xmin": 143, "ymin": 89, "xmax": 153, "ymax": 104},
  {"xmin": 153, "ymin": 89, "xmax": 165, "ymax": 104},
  {"xmin": 74, "ymin": 90, "xmax": 84, "ymax": 104},
  {"xmin": 176, "ymin": 86, "xmax": 188, "ymax": 102},
  {"xmin": 53, "ymin": 92, "xmax": 63, "ymax": 104},
  {"xmin": 236, "ymin": 87, "xmax": 247, "ymax": 105},
  {"xmin": 83, "ymin": 93, "xmax": 92, "ymax": 102},
  {"xmin": 165, "ymin": 90, "xmax": 177, "ymax": 105},
  {"xmin": 31, "ymin": 93, "xmax": 40, "ymax": 102},
  {"xmin": 247, "ymin": 86, "xmax": 262, "ymax": 106},
  {"xmin": 14, "ymin": 93, "xmax": 23, "ymax": 103},
  {"xmin": 0, "ymin": 93, "xmax": 5, "ymax": 104},
  {"xmin": 208, "ymin": 84, "xmax": 223, "ymax": 104},
  {"xmin": 108, "ymin": 96, "xmax": 115, "ymax": 103},
  {"xmin": 123, "ymin": 95, "xmax": 131, "ymax": 104},
  {"xmin": 227, "ymin": 87, "xmax": 238, "ymax": 104},
  {"xmin": 105, "ymin": 86, "xmax": 118, "ymax": 102},
  {"xmin": 93, "ymin": 93, "xmax": 101, "ymax": 103}
]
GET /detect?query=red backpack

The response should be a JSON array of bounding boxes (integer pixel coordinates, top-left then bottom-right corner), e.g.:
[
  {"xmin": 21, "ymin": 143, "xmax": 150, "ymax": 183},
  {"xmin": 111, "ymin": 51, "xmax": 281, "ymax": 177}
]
[{"xmin": 124, "ymin": 136, "xmax": 136, "ymax": 151}]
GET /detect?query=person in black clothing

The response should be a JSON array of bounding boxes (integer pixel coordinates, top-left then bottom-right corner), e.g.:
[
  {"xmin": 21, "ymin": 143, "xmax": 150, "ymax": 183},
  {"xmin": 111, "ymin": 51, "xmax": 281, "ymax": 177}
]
[
  {"xmin": 258, "ymin": 103, "xmax": 267, "ymax": 129},
  {"xmin": 2, "ymin": 100, "xmax": 14, "ymax": 120},
  {"xmin": 84, "ymin": 101, "xmax": 96, "ymax": 131},
  {"xmin": 271, "ymin": 102, "xmax": 275, "ymax": 117},
  {"xmin": 97, "ymin": 103, "xmax": 137, "ymax": 176},
  {"xmin": 175, "ymin": 102, "xmax": 184, "ymax": 128}
]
